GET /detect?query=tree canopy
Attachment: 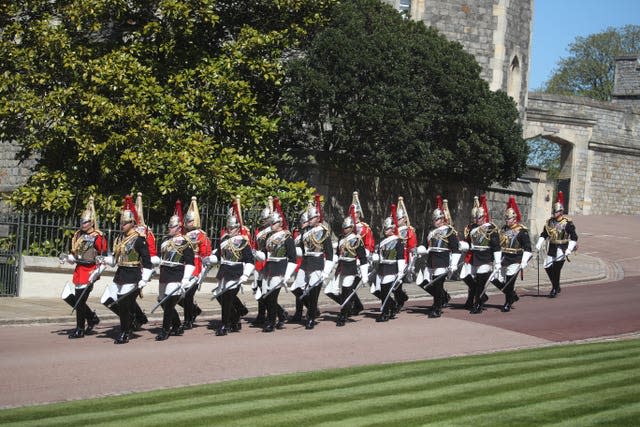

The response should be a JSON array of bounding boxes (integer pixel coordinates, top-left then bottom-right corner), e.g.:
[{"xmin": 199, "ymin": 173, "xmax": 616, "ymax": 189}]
[
  {"xmin": 278, "ymin": 0, "xmax": 527, "ymax": 188},
  {"xmin": 0, "ymin": 0, "xmax": 332, "ymax": 217},
  {"xmin": 542, "ymin": 25, "xmax": 640, "ymax": 101}
]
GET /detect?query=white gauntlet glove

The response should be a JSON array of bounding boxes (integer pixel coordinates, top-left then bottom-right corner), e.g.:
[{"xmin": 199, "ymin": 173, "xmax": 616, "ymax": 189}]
[
  {"xmin": 67, "ymin": 254, "xmax": 76, "ymax": 264},
  {"xmin": 359, "ymin": 263, "xmax": 370, "ymax": 285},
  {"xmin": 284, "ymin": 262, "xmax": 297, "ymax": 283},
  {"xmin": 565, "ymin": 240, "xmax": 577, "ymax": 257},
  {"xmin": 150, "ymin": 256, "xmax": 161, "ymax": 267},
  {"xmin": 322, "ymin": 260, "xmax": 334, "ymax": 280},
  {"xmin": 521, "ymin": 251, "xmax": 532, "ymax": 269},
  {"xmin": 535, "ymin": 237, "xmax": 545, "ymax": 252},
  {"xmin": 493, "ymin": 251, "xmax": 502, "ymax": 271}
]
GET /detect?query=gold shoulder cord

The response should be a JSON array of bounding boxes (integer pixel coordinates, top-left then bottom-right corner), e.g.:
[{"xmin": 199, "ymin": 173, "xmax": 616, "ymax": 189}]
[
  {"xmin": 113, "ymin": 233, "xmax": 138, "ymax": 259},
  {"xmin": 344, "ymin": 234, "xmax": 362, "ymax": 256},
  {"xmin": 309, "ymin": 225, "xmax": 329, "ymax": 248}
]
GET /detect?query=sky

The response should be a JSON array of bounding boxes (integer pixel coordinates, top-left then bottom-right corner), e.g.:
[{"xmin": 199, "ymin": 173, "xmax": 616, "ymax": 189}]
[{"xmin": 529, "ymin": 0, "xmax": 640, "ymax": 91}]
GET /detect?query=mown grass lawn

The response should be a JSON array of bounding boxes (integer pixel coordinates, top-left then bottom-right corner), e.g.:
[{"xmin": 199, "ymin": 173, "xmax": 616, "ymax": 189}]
[{"xmin": 2, "ymin": 338, "xmax": 639, "ymax": 426}]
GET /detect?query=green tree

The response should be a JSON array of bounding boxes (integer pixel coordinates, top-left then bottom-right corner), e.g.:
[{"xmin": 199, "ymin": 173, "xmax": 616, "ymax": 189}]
[
  {"xmin": 278, "ymin": 0, "xmax": 527, "ymax": 188},
  {"xmin": 526, "ymin": 136, "xmax": 560, "ymax": 180},
  {"xmin": 542, "ymin": 25, "xmax": 640, "ymax": 101},
  {"xmin": 0, "ymin": 0, "xmax": 332, "ymax": 218}
]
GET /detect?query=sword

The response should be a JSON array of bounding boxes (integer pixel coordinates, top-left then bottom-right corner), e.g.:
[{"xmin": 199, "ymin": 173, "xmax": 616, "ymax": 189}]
[
  {"xmin": 70, "ymin": 284, "xmax": 92, "ymax": 315},
  {"xmin": 107, "ymin": 285, "xmax": 140, "ymax": 308},
  {"xmin": 259, "ymin": 279, "xmax": 286, "ymax": 300},
  {"xmin": 301, "ymin": 276, "xmax": 324, "ymax": 300},
  {"xmin": 481, "ymin": 269, "xmax": 498, "ymax": 297},
  {"xmin": 151, "ymin": 284, "xmax": 184, "ymax": 313},
  {"xmin": 211, "ymin": 277, "xmax": 241, "ymax": 300},
  {"xmin": 70, "ymin": 264, "xmax": 105, "ymax": 314},
  {"xmin": 381, "ymin": 275, "xmax": 404, "ymax": 313},
  {"xmin": 417, "ymin": 272, "xmax": 448, "ymax": 292},
  {"xmin": 340, "ymin": 280, "xmax": 366, "ymax": 309}
]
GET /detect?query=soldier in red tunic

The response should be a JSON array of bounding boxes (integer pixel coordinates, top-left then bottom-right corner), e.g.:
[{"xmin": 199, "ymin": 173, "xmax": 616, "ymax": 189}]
[
  {"xmin": 181, "ymin": 196, "xmax": 213, "ymax": 328},
  {"xmin": 61, "ymin": 197, "xmax": 107, "ymax": 338},
  {"xmin": 394, "ymin": 196, "xmax": 416, "ymax": 309}
]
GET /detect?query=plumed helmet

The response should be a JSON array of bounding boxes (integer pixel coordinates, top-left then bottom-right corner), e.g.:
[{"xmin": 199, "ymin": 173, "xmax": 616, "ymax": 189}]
[
  {"xmin": 226, "ymin": 213, "xmax": 240, "ymax": 230},
  {"xmin": 432, "ymin": 208, "xmax": 445, "ymax": 222},
  {"xmin": 383, "ymin": 216, "xmax": 395, "ymax": 231},
  {"xmin": 504, "ymin": 207, "xmax": 518, "ymax": 221},
  {"xmin": 121, "ymin": 209, "xmax": 136, "ymax": 224},
  {"xmin": 342, "ymin": 216, "xmax": 354, "ymax": 229},
  {"xmin": 351, "ymin": 191, "xmax": 363, "ymax": 219},
  {"xmin": 185, "ymin": 196, "xmax": 201, "ymax": 228},
  {"xmin": 120, "ymin": 195, "xmax": 138, "ymax": 225},
  {"xmin": 299, "ymin": 211, "xmax": 309, "ymax": 227},
  {"xmin": 271, "ymin": 211, "xmax": 283, "ymax": 225},
  {"xmin": 307, "ymin": 206, "xmax": 319, "ymax": 220},
  {"xmin": 553, "ymin": 191, "xmax": 565, "ymax": 214},
  {"xmin": 80, "ymin": 196, "xmax": 97, "ymax": 226},
  {"xmin": 168, "ymin": 214, "xmax": 182, "ymax": 229},
  {"xmin": 396, "ymin": 207, "xmax": 406, "ymax": 220},
  {"xmin": 471, "ymin": 196, "xmax": 480, "ymax": 218},
  {"xmin": 260, "ymin": 207, "xmax": 272, "ymax": 226},
  {"xmin": 168, "ymin": 199, "xmax": 184, "ymax": 230},
  {"xmin": 474, "ymin": 207, "xmax": 486, "ymax": 221},
  {"xmin": 135, "ymin": 192, "xmax": 147, "ymax": 226}
]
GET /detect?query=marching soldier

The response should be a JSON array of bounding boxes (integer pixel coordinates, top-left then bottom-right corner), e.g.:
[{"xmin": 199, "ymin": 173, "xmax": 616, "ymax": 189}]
[
  {"xmin": 348, "ymin": 191, "xmax": 371, "ymax": 315},
  {"xmin": 131, "ymin": 192, "xmax": 157, "ymax": 329},
  {"xmin": 395, "ymin": 196, "xmax": 416, "ymax": 309},
  {"xmin": 325, "ymin": 206, "xmax": 369, "ymax": 326},
  {"xmin": 251, "ymin": 197, "xmax": 289, "ymax": 326},
  {"xmin": 156, "ymin": 201, "xmax": 195, "ymax": 340},
  {"xmin": 290, "ymin": 211, "xmax": 310, "ymax": 322},
  {"xmin": 255, "ymin": 200, "xmax": 297, "ymax": 332},
  {"xmin": 536, "ymin": 191, "xmax": 578, "ymax": 298},
  {"xmin": 466, "ymin": 195, "xmax": 502, "ymax": 314},
  {"xmin": 458, "ymin": 197, "xmax": 480, "ymax": 309},
  {"xmin": 417, "ymin": 205, "xmax": 461, "ymax": 318},
  {"xmin": 296, "ymin": 194, "xmax": 334, "ymax": 330},
  {"xmin": 210, "ymin": 201, "xmax": 255, "ymax": 336},
  {"xmin": 61, "ymin": 197, "xmax": 107, "ymax": 338},
  {"xmin": 101, "ymin": 196, "xmax": 153, "ymax": 344},
  {"xmin": 498, "ymin": 196, "xmax": 532, "ymax": 312},
  {"xmin": 372, "ymin": 207, "xmax": 405, "ymax": 322},
  {"xmin": 181, "ymin": 196, "xmax": 213, "ymax": 328}
]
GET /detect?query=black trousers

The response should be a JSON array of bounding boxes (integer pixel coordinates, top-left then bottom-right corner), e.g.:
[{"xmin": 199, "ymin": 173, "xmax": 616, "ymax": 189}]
[
  {"xmin": 217, "ymin": 287, "xmax": 240, "ymax": 327},
  {"xmin": 545, "ymin": 260, "xmax": 565, "ymax": 290},
  {"xmin": 117, "ymin": 291, "xmax": 137, "ymax": 334},
  {"xmin": 473, "ymin": 272, "xmax": 492, "ymax": 304},
  {"xmin": 304, "ymin": 285, "xmax": 322, "ymax": 322},
  {"xmin": 264, "ymin": 287, "xmax": 282, "ymax": 325},
  {"xmin": 179, "ymin": 284, "xmax": 199, "ymax": 322},
  {"xmin": 161, "ymin": 295, "xmax": 181, "ymax": 332},
  {"xmin": 378, "ymin": 282, "xmax": 397, "ymax": 315}
]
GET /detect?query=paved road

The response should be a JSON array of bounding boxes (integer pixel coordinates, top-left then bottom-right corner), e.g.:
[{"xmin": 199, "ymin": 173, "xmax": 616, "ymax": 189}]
[{"xmin": 1, "ymin": 215, "xmax": 638, "ymax": 409}]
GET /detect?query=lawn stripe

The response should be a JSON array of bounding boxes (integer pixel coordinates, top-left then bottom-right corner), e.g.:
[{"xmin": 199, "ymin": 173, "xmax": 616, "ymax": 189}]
[{"xmin": 0, "ymin": 339, "xmax": 638, "ymax": 426}]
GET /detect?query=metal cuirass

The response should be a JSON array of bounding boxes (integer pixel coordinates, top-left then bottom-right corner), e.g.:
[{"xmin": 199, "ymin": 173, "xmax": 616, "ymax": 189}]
[
  {"xmin": 500, "ymin": 224, "xmax": 525, "ymax": 252},
  {"xmin": 185, "ymin": 229, "xmax": 205, "ymax": 252},
  {"xmin": 427, "ymin": 225, "xmax": 454, "ymax": 250},
  {"xmin": 302, "ymin": 224, "xmax": 329, "ymax": 253},
  {"xmin": 220, "ymin": 235, "xmax": 249, "ymax": 262},
  {"xmin": 266, "ymin": 230, "xmax": 291, "ymax": 258},
  {"xmin": 72, "ymin": 231, "xmax": 100, "ymax": 264},
  {"xmin": 378, "ymin": 235, "xmax": 399, "ymax": 262},
  {"xmin": 545, "ymin": 217, "xmax": 570, "ymax": 244},
  {"xmin": 470, "ymin": 224, "xmax": 496, "ymax": 247},
  {"xmin": 114, "ymin": 232, "xmax": 141, "ymax": 267},
  {"xmin": 338, "ymin": 233, "xmax": 361, "ymax": 258},
  {"xmin": 160, "ymin": 235, "xmax": 190, "ymax": 264},
  {"xmin": 256, "ymin": 226, "xmax": 272, "ymax": 251}
]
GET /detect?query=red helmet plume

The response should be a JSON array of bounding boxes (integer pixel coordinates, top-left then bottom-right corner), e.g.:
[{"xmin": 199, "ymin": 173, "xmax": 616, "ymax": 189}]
[
  {"xmin": 314, "ymin": 193, "xmax": 324, "ymax": 223},
  {"xmin": 436, "ymin": 195, "xmax": 443, "ymax": 211},
  {"xmin": 478, "ymin": 194, "xmax": 490, "ymax": 223},
  {"xmin": 273, "ymin": 197, "xmax": 289, "ymax": 230},
  {"xmin": 390, "ymin": 203, "xmax": 399, "ymax": 231},
  {"xmin": 505, "ymin": 196, "xmax": 522, "ymax": 222},
  {"xmin": 122, "ymin": 194, "xmax": 139, "ymax": 224}
]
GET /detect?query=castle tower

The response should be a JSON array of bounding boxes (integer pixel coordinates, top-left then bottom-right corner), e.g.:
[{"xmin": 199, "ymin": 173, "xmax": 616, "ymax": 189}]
[{"xmin": 386, "ymin": 0, "xmax": 533, "ymax": 117}]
